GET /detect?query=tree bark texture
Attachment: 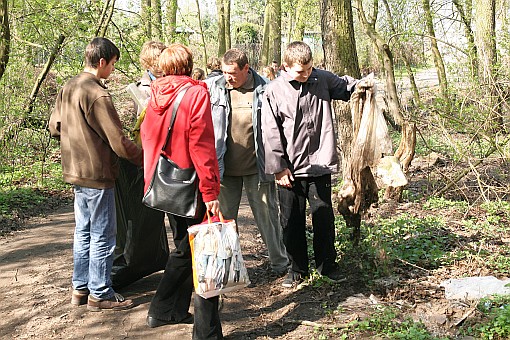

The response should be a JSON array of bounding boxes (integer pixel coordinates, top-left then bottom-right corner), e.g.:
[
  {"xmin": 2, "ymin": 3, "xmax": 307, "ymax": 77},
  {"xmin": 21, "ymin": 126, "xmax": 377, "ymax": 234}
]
[
  {"xmin": 355, "ymin": 0, "xmax": 403, "ymax": 127},
  {"xmin": 216, "ymin": 0, "xmax": 226, "ymax": 56},
  {"xmin": 422, "ymin": 0, "xmax": 449, "ymax": 99},
  {"xmin": 166, "ymin": 0, "xmax": 177, "ymax": 43},
  {"xmin": 0, "ymin": 0, "xmax": 10, "ymax": 82},
  {"xmin": 151, "ymin": 0, "xmax": 163, "ymax": 41}
]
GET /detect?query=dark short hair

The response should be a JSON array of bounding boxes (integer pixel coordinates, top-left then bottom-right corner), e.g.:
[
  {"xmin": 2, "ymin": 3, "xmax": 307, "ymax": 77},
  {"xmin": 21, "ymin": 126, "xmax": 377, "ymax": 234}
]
[
  {"xmin": 222, "ymin": 48, "xmax": 249, "ymax": 70},
  {"xmin": 283, "ymin": 41, "xmax": 312, "ymax": 67},
  {"xmin": 85, "ymin": 37, "xmax": 120, "ymax": 68},
  {"xmin": 159, "ymin": 43, "xmax": 194, "ymax": 76}
]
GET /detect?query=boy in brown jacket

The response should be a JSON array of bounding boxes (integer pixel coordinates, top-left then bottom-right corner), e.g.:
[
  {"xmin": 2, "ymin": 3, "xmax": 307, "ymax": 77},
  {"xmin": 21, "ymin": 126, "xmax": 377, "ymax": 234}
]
[{"xmin": 49, "ymin": 37, "xmax": 142, "ymax": 311}]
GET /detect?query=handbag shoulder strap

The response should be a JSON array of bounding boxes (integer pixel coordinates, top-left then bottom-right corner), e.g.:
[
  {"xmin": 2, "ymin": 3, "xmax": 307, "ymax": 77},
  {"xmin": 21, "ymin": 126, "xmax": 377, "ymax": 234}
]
[{"xmin": 161, "ymin": 85, "xmax": 192, "ymax": 151}]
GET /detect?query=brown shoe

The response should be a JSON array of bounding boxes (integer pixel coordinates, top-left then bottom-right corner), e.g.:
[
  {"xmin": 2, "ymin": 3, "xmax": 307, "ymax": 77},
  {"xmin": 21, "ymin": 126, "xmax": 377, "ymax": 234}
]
[
  {"xmin": 87, "ymin": 293, "xmax": 134, "ymax": 312},
  {"xmin": 71, "ymin": 289, "xmax": 89, "ymax": 306}
]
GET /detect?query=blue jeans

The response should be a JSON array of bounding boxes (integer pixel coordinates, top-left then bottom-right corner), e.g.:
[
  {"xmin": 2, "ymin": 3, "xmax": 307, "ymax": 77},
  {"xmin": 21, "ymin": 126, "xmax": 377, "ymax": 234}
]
[{"xmin": 72, "ymin": 185, "xmax": 117, "ymax": 299}]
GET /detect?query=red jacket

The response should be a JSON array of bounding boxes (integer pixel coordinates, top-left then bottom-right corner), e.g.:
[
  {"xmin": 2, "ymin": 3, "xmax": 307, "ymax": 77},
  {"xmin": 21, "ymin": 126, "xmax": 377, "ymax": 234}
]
[{"xmin": 140, "ymin": 75, "xmax": 220, "ymax": 203}]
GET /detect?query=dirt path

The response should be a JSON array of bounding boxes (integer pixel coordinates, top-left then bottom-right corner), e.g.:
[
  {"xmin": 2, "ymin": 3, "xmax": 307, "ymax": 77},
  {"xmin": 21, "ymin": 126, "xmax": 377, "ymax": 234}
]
[{"xmin": 1, "ymin": 196, "xmax": 352, "ymax": 339}]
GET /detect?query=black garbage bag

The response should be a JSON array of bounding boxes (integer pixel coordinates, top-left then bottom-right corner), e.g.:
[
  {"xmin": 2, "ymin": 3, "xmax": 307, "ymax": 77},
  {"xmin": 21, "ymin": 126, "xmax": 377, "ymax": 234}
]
[{"xmin": 112, "ymin": 158, "xmax": 169, "ymax": 289}]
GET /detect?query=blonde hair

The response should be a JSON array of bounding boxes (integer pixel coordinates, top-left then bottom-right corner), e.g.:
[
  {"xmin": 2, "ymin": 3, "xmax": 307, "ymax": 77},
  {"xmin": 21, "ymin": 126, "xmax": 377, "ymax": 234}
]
[
  {"xmin": 159, "ymin": 43, "xmax": 194, "ymax": 76},
  {"xmin": 283, "ymin": 41, "xmax": 312, "ymax": 67},
  {"xmin": 139, "ymin": 40, "xmax": 166, "ymax": 77},
  {"xmin": 261, "ymin": 66, "xmax": 275, "ymax": 80}
]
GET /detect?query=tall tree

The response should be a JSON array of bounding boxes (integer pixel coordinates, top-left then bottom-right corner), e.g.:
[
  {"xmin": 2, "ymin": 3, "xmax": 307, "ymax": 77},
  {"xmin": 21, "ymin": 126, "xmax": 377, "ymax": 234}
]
[
  {"xmin": 452, "ymin": 0, "xmax": 477, "ymax": 77},
  {"xmin": 382, "ymin": 0, "xmax": 420, "ymax": 106},
  {"xmin": 473, "ymin": 0, "xmax": 496, "ymax": 83},
  {"xmin": 261, "ymin": 0, "xmax": 281, "ymax": 66},
  {"xmin": 422, "ymin": 0, "xmax": 448, "ymax": 99},
  {"xmin": 195, "ymin": 0, "xmax": 208, "ymax": 70},
  {"xmin": 0, "ymin": 0, "xmax": 9, "ymax": 82},
  {"xmin": 151, "ymin": 0, "xmax": 163, "ymax": 41},
  {"xmin": 141, "ymin": 0, "xmax": 151, "ymax": 38},
  {"xmin": 216, "ymin": 0, "xmax": 226, "ymax": 56},
  {"xmin": 166, "ymin": 0, "xmax": 178, "ymax": 43},
  {"xmin": 355, "ymin": 0, "xmax": 403, "ymax": 127},
  {"xmin": 225, "ymin": 0, "xmax": 231, "ymax": 50}
]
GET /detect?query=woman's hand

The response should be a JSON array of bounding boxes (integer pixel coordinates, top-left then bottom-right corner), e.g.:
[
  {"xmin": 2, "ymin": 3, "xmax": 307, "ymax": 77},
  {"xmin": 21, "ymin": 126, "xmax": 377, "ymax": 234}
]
[
  {"xmin": 275, "ymin": 168, "xmax": 294, "ymax": 188},
  {"xmin": 205, "ymin": 199, "xmax": 220, "ymax": 216}
]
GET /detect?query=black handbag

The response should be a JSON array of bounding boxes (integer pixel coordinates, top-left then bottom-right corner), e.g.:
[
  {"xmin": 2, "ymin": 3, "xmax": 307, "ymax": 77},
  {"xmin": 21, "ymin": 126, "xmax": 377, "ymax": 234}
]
[{"xmin": 142, "ymin": 85, "xmax": 204, "ymax": 218}]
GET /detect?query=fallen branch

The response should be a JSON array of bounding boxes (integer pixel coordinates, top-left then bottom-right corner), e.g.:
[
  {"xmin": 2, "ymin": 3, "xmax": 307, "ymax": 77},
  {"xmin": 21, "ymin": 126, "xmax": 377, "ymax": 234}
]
[
  {"xmin": 283, "ymin": 318, "xmax": 350, "ymax": 330},
  {"xmin": 396, "ymin": 257, "xmax": 430, "ymax": 273}
]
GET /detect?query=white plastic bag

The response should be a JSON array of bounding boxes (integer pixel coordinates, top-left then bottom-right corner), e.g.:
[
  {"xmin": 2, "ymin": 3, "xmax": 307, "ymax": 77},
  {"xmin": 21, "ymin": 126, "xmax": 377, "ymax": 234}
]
[{"xmin": 188, "ymin": 213, "xmax": 250, "ymax": 298}]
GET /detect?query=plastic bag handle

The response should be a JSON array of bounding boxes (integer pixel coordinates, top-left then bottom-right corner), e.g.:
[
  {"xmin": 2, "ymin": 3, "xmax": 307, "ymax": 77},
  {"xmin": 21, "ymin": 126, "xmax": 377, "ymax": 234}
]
[{"xmin": 203, "ymin": 210, "xmax": 225, "ymax": 223}]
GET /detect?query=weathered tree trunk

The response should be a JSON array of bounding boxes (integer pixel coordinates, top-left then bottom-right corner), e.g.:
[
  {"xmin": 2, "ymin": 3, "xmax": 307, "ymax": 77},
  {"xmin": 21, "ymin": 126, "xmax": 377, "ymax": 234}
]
[
  {"xmin": 261, "ymin": 0, "xmax": 281, "ymax": 66},
  {"xmin": 355, "ymin": 0, "xmax": 403, "ymax": 127},
  {"xmin": 166, "ymin": 0, "xmax": 177, "ymax": 43},
  {"xmin": 195, "ymin": 0, "xmax": 208, "ymax": 70},
  {"xmin": 260, "ymin": 3, "xmax": 271, "ymax": 66},
  {"xmin": 452, "ymin": 0, "xmax": 477, "ymax": 77},
  {"xmin": 321, "ymin": 0, "xmax": 363, "ymax": 244},
  {"xmin": 225, "ymin": 0, "xmax": 231, "ymax": 50},
  {"xmin": 216, "ymin": 0, "xmax": 226, "ymax": 56},
  {"xmin": 141, "ymin": 0, "xmax": 151, "ymax": 38},
  {"xmin": 321, "ymin": 0, "xmax": 360, "ymax": 77},
  {"xmin": 98, "ymin": 0, "xmax": 115, "ymax": 38},
  {"xmin": 0, "ymin": 0, "xmax": 10, "ymax": 82},
  {"xmin": 151, "ymin": 0, "xmax": 163, "ymax": 41},
  {"xmin": 384, "ymin": 121, "xmax": 416, "ymax": 200},
  {"xmin": 382, "ymin": 0, "xmax": 420, "ymax": 106},
  {"xmin": 422, "ymin": 0, "xmax": 448, "ymax": 99},
  {"xmin": 292, "ymin": 0, "xmax": 308, "ymax": 41},
  {"xmin": 26, "ymin": 34, "xmax": 65, "ymax": 116},
  {"xmin": 269, "ymin": 0, "xmax": 281, "ymax": 64},
  {"xmin": 474, "ymin": 0, "xmax": 503, "ymax": 130}
]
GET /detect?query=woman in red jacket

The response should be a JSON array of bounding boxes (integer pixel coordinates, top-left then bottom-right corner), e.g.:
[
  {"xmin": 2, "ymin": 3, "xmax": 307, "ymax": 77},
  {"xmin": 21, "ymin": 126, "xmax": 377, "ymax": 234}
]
[{"xmin": 140, "ymin": 43, "xmax": 222, "ymax": 339}]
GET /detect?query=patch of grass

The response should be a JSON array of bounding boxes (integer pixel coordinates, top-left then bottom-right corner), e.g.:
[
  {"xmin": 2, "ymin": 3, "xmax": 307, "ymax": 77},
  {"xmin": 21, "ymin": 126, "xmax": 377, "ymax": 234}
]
[
  {"xmin": 462, "ymin": 295, "xmax": 510, "ymax": 339},
  {"xmin": 347, "ymin": 306, "xmax": 445, "ymax": 339},
  {"xmin": 423, "ymin": 197, "xmax": 469, "ymax": 212}
]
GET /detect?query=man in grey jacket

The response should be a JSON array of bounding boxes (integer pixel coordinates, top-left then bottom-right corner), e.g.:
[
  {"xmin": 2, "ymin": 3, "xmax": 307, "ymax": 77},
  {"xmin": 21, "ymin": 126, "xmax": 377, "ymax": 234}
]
[
  {"xmin": 262, "ymin": 41, "xmax": 370, "ymax": 288},
  {"xmin": 204, "ymin": 48, "xmax": 288, "ymax": 275}
]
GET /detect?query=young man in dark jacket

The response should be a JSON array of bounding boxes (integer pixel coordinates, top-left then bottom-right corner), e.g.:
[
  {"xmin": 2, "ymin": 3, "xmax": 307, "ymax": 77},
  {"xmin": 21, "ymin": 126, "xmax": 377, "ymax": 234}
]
[
  {"xmin": 49, "ymin": 37, "xmax": 142, "ymax": 310},
  {"xmin": 262, "ymin": 41, "xmax": 371, "ymax": 287}
]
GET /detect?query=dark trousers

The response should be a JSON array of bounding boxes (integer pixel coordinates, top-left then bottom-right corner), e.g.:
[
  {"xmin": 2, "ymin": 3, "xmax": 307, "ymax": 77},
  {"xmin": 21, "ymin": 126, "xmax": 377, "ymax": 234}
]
[
  {"xmin": 148, "ymin": 213, "xmax": 223, "ymax": 340},
  {"xmin": 277, "ymin": 174, "xmax": 337, "ymax": 275}
]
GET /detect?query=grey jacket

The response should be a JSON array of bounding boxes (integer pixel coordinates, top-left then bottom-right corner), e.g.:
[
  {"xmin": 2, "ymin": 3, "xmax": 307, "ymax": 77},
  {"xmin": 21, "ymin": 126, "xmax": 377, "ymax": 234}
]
[
  {"xmin": 204, "ymin": 68, "xmax": 273, "ymax": 182},
  {"xmin": 262, "ymin": 68, "xmax": 358, "ymax": 177}
]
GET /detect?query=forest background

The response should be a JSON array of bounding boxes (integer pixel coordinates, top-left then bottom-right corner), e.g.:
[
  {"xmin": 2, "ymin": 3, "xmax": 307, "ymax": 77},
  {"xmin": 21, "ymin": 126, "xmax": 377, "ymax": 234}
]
[{"xmin": 1, "ymin": 0, "xmax": 510, "ymax": 338}]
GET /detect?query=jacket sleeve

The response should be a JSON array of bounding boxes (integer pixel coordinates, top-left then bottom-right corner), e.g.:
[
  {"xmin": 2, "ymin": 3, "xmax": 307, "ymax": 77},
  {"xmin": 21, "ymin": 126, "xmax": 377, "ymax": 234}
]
[
  {"xmin": 188, "ymin": 87, "xmax": 221, "ymax": 202},
  {"xmin": 49, "ymin": 90, "xmax": 62, "ymax": 140},
  {"xmin": 261, "ymin": 86, "xmax": 289, "ymax": 174},
  {"xmin": 86, "ymin": 95, "xmax": 143, "ymax": 166},
  {"xmin": 326, "ymin": 71, "xmax": 358, "ymax": 101}
]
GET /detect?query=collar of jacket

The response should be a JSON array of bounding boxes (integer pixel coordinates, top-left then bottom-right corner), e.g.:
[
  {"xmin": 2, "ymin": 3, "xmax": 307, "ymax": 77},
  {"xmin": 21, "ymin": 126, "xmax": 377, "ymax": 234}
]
[{"xmin": 208, "ymin": 67, "xmax": 267, "ymax": 91}]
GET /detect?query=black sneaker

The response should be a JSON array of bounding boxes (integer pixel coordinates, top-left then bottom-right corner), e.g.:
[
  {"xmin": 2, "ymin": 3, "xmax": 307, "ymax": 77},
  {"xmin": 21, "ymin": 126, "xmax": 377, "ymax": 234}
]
[
  {"xmin": 322, "ymin": 266, "xmax": 345, "ymax": 281},
  {"xmin": 282, "ymin": 270, "xmax": 303, "ymax": 288}
]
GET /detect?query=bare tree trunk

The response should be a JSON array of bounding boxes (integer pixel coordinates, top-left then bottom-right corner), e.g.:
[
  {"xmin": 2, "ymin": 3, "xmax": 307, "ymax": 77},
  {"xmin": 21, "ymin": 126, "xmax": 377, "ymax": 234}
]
[
  {"xmin": 216, "ymin": 0, "xmax": 226, "ymax": 56},
  {"xmin": 356, "ymin": 0, "xmax": 403, "ymax": 127},
  {"xmin": 151, "ymin": 0, "xmax": 163, "ymax": 41},
  {"xmin": 99, "ymin": 0, "xmax": 115, "ymax": 38},
  {"xmin": 0, "ymin": 0, "xmax": 10, "ymax": 82},
  {"xmin": 95, "ymin": 0, "xmax": 112, "ymax": 37},
  {"xmin": 474, "ymin": 0, "xmax": 502, "ymax": 130},
  {"xmin": 195, "ymin": 0, "xmax": 208, "ymax": 70},
  {"xmin": 321, "ymin": 0, "xmax": 360, "ymax": 77},
  {"xmin": 422, "ymin": 0, "xmax": 448, "ymax": 99},
  {"xmin": 141, "ymin": 0, "xmax": 151, "ymax": 38},
  {"xmin": 260, "ymin": 3, "xmax": 271, "ymax": 66},
  {"xmin": 27, "ymin": 34, "xmax": 65, "ymax": 116},
  {"xmin": 292, "ymin": 0, "xmax": 307, "ymax": 41},
  {"xmin": 452, "ymin": 0, "xmax": 477, "ymax": 78},
  {"xmin": 166, "ymin": 0, "xmax": 177, "ymax": 43},
  {"xmin": 269, "ymin": 0, "xmax": 281, "ymax": 64},
  {"xmin": 225, "ymin": 0, "xmax": 231, "ymax": 50},
  {"xmin": 382, "ymin": 0, "xmax": 420, "ymax": 106}
]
